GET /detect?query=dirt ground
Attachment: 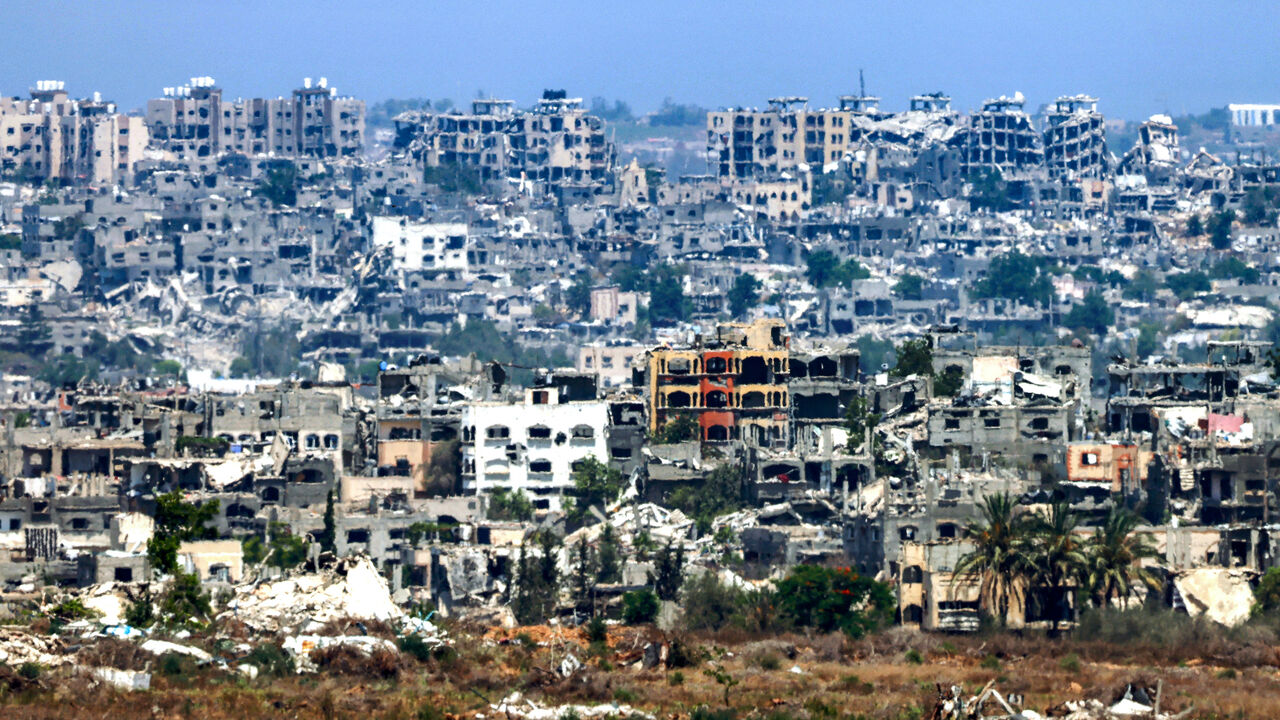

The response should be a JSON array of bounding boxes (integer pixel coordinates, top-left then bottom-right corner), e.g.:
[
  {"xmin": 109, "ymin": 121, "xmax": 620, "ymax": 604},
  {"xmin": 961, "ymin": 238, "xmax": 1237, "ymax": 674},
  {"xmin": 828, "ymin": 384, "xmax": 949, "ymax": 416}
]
[{"xmin": 2, "ymin": 624, "xmax": 1278, "ymax": 719}]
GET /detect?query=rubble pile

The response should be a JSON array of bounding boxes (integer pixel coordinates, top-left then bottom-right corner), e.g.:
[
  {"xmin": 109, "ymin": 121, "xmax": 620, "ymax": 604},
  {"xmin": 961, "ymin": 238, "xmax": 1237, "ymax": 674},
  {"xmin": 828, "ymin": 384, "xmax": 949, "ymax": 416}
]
[
  {"xmin": 930, "ymin": 681, "xmax": 1192, "ymax": 720},
  {"xmin": 491, "ymin": 692, "xmax": 655, "ymax": 720},
  {"xmin": 0, "ymin": 628, "xmax": 70, "ymax": 667},
  {"xmin": 223, "ymin": 556, "xmax": 404, "ymax": 633}
]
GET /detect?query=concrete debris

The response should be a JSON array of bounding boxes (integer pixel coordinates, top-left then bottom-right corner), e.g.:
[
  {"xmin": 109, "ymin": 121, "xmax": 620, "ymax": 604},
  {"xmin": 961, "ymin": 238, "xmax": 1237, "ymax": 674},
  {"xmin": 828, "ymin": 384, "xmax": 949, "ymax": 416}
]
[
  {"xmin": 0, "ymin": 629, "xmax": 70, "ymax": 667},
  {"xmin": 1173, "ymin": 568, "xmax": 1255, "ymax": 627},
  {"xmin": 140, "ymin": 639, "xmax": 213, "ymax": 663},
  {"xmin": 223, "ymin": 556, "xmax": 403, "ymax": 633},
  {"xmin": 557, "ymin": 653, "xmax": 582, "ymax": 678},
  {"xmin": 281, "ymin": 634, "xmax": 398, "ymax": 673},
  {"xmin": 490, "ymin": 692, "xmax": 654, "ymax": 720},
  {"xmin": 89, "ymin": 667, "xmax": 151, "ymax": 691}
]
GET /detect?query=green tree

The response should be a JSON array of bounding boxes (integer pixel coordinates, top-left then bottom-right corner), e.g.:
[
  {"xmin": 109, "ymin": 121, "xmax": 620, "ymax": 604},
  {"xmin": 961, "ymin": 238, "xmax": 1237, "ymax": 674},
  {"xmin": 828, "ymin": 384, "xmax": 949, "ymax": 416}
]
[
  {"xmin": 667, "ymin": 464, "xmax": 746, "ymax": 533},
  {"xmin": 1084, "ymin": 505, "xmax": 1162, "ymax": 609},
  {"xmin": 622, "ymin": 588, "xmax": 659, "ymax": 624},
  {"xmin": 147, "ymin": 491, "xmax": 220, "ymax": 576},
  {"xmin": 1210, "ymin": 256, "xmax": 1260, "ymax": 284},
  {"xmin": 257, "ymin": 162, "xmax": 297, "ymax": 206},
  {"xmin": 1063, "ymin": 290, "xmax": 1115, "ymax": 335},
  {"xmin": 891, "ymin": 337, "xmax": 933, "ymax": 378},
  {"xmin": 488, "ymin": 488, "xmax": 534, "ymax": 522},
  {"xmin": 805, "ymin": 250, "xmax": 869, "ymax": 288},
  {"xmin": 228, "ymin": 356, "xmax": 253, "ymax": 378},
  {"xmin": 650, "ymin": 264, "xmax": 690, "ymax": 326},
  {"xmin": 727, "ymin": 273, "xmax": 761, "ymax": 318},
  {"xmin": 680, "ymin": 572, "xmax": 744, "ymax": 631},
  {"xmin": 1166, "ymin": 271, "xmax": 1211, "ymax": 300},
  {"xmin": 972, "ymin": 251, "xmax": 1054, "ymax": 307},
  {"xmin": 565, "ymin": 457, "xmax": 624, "ymax": 529},
  {"xmin": 1136, "ymin": 323, "xmax": 1161, "ymax": 360},
  {"xmin": 650, "ymin": 541, "xmax": 685, "ymax": 601},
  {"xmin": 934, "ymin": 365, "xmax": 964, "ymax": 397},
  {"xmin": 968, "ymin": 169, "xmax": 1015, "ymax": 212},
  {"xmin": 1254, "ymin": 567, "xmax": 1280, "ymax": 615},
  {"xmin": 1123, "ymin": 270, "xmax": 1160, "ymax": 302},
  {"xmin": 892, "ymin": 273, "xmax": 925, "ymax": 300},
  {"xmin": 511, "ymin": 531, "xmax": 560, "ymax": 624},
  {"xmin": 1025, "ymin": 503, "xmax": 1087, "ymax": 634},
  {"xmin": 318, "ymin": 491, "xmax": 336, "ymax": 554},
  {"xmin": 954, "ymin": 492, "xmax": 1031, "ymax": 626},
  {"xmin": 774, "ymin": 565, "xmax": 894, "ymax": 638},
  {"xmin": 597, "ymin": 523, "xmax": 622, "ymax": 584},
  {"xmin": 654, "ymin": 413, "xmax": 698, "ymax": 444},
  {"xmin": 566, "ymin": 272, "xmax": 593, "ymax": 319},
  {"xmin": 158, "ymin": 569, "xmax": 213, "ymax": 628},
  {"xmin": 570, "ymin": 536, "xmax": 597, "ymax": 610},
  {"xmin": 1207, "ymin": 209, "xmax": 1236, "ymax": 250},
  {"xmin": 844, "ymin": 395, "xmax": 880, "ymax": 454},
  {"xmin": 1185, "ymin": 214, "xmax": 1204, "ymax": 237}
]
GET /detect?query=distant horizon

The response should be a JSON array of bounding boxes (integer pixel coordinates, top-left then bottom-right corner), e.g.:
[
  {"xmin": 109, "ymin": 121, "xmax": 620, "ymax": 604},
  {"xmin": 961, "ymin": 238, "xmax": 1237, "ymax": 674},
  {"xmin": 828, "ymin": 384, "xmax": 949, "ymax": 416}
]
[{"xmin": 4, "ymin": 1, "xmax": 1278, "ymax": 122}]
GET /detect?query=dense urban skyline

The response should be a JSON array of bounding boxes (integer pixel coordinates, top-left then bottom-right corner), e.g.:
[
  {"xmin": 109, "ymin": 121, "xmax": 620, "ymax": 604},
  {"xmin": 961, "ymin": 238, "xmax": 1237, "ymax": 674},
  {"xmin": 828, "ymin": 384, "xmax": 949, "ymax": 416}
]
[{"xmin": 4, "ymin": 1, "xmax": 1280, "ymax": 118}]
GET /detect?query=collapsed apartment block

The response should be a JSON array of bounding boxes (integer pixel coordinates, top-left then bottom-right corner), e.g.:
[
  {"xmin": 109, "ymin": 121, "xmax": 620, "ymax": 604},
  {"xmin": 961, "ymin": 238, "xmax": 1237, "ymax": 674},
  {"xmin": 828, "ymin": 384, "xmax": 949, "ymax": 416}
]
[
  {"xmin": 1042, "ymin": 95, "xmax": 1108, "ymax": 180},
  {"xmin": 954, "ymin": 94, "xmax": 1045, "ymax": 178},
  {"xmin": 928, "ymin": 341, "xmax": 1090, "ymax": 470},
  {"xmin": 145, "ymin": 76, "xmax": 365, "ymax": 159},
  {"xmin": 392, "ymin": 91, "xmax": 614, "ymax": 193}
]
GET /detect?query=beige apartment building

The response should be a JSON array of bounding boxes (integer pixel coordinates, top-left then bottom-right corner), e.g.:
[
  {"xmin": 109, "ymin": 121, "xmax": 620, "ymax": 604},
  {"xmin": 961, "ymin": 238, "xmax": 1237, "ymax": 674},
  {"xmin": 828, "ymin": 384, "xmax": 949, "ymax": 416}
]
[
  {"xmin": 1, "ymin": 81, "xmax": 149, "ymax": 185},
  {"xmin": 146, "ymin": 76, "xmax": 364, "ymax": 159},
  {"xmin": 707, "ymin": 96, "xmax": 880, "ymax": 179}
]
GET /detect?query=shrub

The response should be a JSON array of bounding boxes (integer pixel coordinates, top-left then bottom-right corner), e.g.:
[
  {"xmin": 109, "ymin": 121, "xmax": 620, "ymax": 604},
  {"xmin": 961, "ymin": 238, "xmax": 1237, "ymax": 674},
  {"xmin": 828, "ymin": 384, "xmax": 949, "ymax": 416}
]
[
  {"xmin": 905, "ymin": 648, "xmax": 923, "ymax": 665},
  {"xmin": 613, "ymin": 688, "xmax": 638, "ymax": 703},
  {"xmin": 980, "ymin": 654, "xmax": 1001, "ymax": 670},
  {"xmin": 585, "ymin": 614, "xmax": 608, "ymax": 644},
  {"xmin": 1058, "ymin": 653, "xmax": 1081, "ymax": 673},
  {"xmin": 17, "ymin": 662, "xmax": 40, "ymax": 680},
  {"xmin": 681, "ymin": 572, "xmax": 743, "ymax": 631},
  {"xmin": 834, "ymin": 674, "xmax": 875, "ymax": 694},
  {"xmin": 244, "ymin": 643, "xmax": 294, "ymax": 677},
  {"xmin": 399, "ymin": 634, "xmax": 434, "ymax": 663},
  {"xmin": 622, "ymin": 589, "xmax": 660, "ymax": 625},
  {"xmin": 668, "ymin": 670, "xmax": 685, "ymax": 686},
  {"xmin": 159, "ymin": 652, "xmax": 195, "ymax": 677},
  {"xmin": 773, "ymin": 565, "xmax": 894, "ymax": 638},
  {"xmin": 753, "ymin": 652, "xmax": 781, "ymax": 671}
]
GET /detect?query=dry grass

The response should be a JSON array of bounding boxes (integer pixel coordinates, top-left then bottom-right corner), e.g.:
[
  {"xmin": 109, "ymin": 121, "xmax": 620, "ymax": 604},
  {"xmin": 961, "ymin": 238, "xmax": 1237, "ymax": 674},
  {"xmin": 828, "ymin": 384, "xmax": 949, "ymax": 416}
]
[{"xmin": 2, "ymin": 623, "xmax": 1279, "ymax": 719}]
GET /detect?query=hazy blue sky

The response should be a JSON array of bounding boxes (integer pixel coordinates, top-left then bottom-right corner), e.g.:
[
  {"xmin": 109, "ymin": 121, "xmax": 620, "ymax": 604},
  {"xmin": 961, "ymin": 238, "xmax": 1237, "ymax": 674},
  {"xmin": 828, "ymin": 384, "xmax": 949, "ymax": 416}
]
[{"xmin": 4, "ymin": 1, "xmax": 1277, "ymax": 120}]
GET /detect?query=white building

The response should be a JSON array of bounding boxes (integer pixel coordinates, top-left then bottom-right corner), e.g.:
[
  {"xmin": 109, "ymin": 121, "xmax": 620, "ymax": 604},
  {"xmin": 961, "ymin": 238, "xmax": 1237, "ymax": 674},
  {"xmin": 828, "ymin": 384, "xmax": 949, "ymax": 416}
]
[
  {"xmin": 461, "ymin": 385, "xmax": 610, "ymax": 512},
  {"xmin": 371, "ymin": 216, "xmax": 470, "ymax": 272},
  {"xmin": 1228, "ymin": 103, "xmax": 1280, "ymax": 127}
]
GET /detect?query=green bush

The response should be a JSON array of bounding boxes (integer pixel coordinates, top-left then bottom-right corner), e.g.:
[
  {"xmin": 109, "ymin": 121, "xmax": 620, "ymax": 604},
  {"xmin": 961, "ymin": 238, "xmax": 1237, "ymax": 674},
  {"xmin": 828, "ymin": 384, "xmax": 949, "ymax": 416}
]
[
  {"xmin": 905, "ymin": 649, "xmax": 923, "ymax": 665},
  {"xmin": 585, "ymin": 614, "xmax": 607, "ymax": 644},
  {"xmin": 17, "ymin": 662, "xmax": 41, "ymax": 680},
  {"xmin": 668, "ymin": 670, "xmax": 684, "ymax": 686},
  {"xmin": 613, "ymin": 688, "xmax": 638, "ymax": 703},
  {"xmin": 622, "ymin": 589, "xmax": 660, "ymax": 625},
  {"xmin": 1058, "ymin": 653, "xmax": 1081, "ymax": 673},
  {"xmin": 244, "ymin": 642, "xmax": 294, "ymax": 677},
  {"xmin": 773, "ymin": 565, "xmax": 894, "ymax": 638},
  {"xmin": 980, "ymin": 654, "xmax": 1001, "ymax": 670}
]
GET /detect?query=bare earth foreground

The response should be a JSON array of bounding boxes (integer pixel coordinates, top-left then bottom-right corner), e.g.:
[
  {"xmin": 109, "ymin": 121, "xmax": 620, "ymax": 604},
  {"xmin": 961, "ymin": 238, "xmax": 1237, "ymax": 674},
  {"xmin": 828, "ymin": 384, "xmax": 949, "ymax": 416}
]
[{"xmin": 1, "ymin": 622, "xmax": 1278, "ymax": 720}]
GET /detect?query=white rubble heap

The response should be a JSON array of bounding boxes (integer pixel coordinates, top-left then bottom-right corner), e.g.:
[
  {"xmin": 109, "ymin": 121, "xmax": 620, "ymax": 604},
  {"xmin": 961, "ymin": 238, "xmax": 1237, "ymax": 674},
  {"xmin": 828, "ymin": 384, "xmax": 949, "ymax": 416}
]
[
  {"xmin": 222, "ymin": 555, "xmax": 404, "ymax": 633},
  {"xmin": 0, "ymin": 628, "xmax": 70, "ymax": 667},
  {"xmin": 488, "ymin": 692, "xmax": 654, "ymax": 720}
]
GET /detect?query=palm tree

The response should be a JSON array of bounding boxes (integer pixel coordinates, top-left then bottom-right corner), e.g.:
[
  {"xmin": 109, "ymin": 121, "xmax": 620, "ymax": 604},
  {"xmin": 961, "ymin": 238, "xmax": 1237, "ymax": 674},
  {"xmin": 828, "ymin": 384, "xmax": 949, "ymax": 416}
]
[
  {"xmin": 954, "ymin": 492, "xmax": 1032, "ymax": 626},
  {"xmin": 1025, "ymin": 502, "xmax": 1088, "ymax": 634},
  {"xmin": 1085, "ymin": 505, "xmax": 1162, "ymax": 609}
]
